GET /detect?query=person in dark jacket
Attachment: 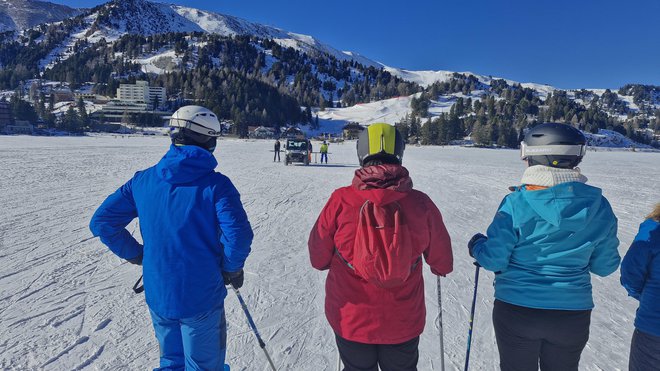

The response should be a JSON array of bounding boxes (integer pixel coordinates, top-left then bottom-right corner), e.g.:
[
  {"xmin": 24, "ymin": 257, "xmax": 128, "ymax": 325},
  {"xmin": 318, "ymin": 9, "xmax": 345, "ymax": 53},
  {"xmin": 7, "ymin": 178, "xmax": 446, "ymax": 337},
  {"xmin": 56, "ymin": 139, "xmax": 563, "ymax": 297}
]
[
  {"xmin": 621, "ymin": 203, "xmax": 660, "ymax": 371},
  {"xmin": 89, "ymin": 106, "xmax": 253, "ymax": 371},
  {"xmin": 309, "ymin": 123, "xmax": 453, "ymax": 371},
  {"xmin": 469, "ymin": 123, "xmax": 620, "ymax": 371},
  {"xmin": 308, "ymin": 140, "xmax": 313, "ymax": 163},
  {"xmin": 274, "ymin": 139, "xmax": 281, "ymax": 162}
]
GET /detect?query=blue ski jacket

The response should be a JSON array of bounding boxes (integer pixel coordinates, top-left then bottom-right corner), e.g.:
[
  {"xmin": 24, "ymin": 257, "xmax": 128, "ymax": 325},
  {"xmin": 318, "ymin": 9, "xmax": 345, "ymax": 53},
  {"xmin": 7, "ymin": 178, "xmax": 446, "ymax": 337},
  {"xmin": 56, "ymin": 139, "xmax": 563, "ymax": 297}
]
[
  {"xmin": 472, "ymin": 182, "xmax": 620, "ymax": 310},
  {"xmin": 90, "ymin": 145, "xmax": 253, "ymax": 318},
  {"xmin": 621, "ymin": 219, "xmax": 660, "ymax": 337}
]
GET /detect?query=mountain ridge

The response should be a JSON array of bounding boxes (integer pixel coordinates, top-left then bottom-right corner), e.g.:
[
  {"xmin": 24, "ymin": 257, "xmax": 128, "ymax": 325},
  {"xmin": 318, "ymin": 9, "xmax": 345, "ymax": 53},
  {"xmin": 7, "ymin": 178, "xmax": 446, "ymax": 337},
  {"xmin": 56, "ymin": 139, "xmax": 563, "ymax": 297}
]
[
  {"xmin": 0, "ymin": 0, "xmax": 80, "ymax": 32},
  {"xmin": 4, "ymin": 0, "xmax": 656, "ymax": 95},
  {"xmin": 0, "ymin": 0, "xmax": 658, "ymax": 146}
]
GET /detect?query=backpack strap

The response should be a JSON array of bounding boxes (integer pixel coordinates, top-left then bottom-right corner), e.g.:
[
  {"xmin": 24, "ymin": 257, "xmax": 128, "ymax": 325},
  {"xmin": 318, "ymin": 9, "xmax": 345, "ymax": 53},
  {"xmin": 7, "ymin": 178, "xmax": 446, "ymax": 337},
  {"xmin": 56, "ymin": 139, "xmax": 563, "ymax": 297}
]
[
  {"xmin": 334, "ymin": 247, "xmax": 355, "ymax": 270},
  {"xmin": 411, "ymin": 256, "xmax": 422, "ymax": 271},
  {"xmin": 334, "ymin": 247, "xmax": 421, "ymax": 273}
]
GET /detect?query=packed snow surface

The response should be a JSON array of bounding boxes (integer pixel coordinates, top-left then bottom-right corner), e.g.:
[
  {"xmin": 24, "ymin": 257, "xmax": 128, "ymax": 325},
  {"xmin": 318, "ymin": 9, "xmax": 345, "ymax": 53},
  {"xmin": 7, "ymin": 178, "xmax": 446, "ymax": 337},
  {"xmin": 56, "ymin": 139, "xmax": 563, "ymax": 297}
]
[{"xmin": 0, "ymin": 136, "xmax": 658, "ymax": 370}]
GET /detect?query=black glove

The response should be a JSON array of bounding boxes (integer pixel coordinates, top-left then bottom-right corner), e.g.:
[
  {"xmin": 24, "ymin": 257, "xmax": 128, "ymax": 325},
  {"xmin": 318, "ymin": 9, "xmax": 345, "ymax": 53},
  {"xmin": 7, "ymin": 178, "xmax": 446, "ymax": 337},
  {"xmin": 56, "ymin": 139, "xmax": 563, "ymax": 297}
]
[
  {"xmin": 126, "ymin": 254, "xmax": 143, "ymax": 266},
  {"xmin": 467, "ymin": 233, "xmax": 487, "ymax": 258},
  {"xmin": 222, "ymin": 270, "xmax": 244, "ymax": 289}
]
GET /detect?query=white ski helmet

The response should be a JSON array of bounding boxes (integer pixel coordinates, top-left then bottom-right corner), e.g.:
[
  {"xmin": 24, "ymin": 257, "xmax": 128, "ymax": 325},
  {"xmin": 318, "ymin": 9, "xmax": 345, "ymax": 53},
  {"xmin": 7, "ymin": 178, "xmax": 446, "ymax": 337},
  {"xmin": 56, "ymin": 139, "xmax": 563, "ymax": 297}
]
[{"xmin": 169, "ymin": 105, "xmax": 222, "ymax": 151}]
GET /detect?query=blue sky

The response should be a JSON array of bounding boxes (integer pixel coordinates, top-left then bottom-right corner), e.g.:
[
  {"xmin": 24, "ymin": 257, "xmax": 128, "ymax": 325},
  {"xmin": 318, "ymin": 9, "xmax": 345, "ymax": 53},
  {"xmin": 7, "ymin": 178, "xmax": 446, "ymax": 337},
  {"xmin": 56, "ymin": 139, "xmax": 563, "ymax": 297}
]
[{"xmin": 52, "ymin": 0, "xmax": 660, "ymax": 89}]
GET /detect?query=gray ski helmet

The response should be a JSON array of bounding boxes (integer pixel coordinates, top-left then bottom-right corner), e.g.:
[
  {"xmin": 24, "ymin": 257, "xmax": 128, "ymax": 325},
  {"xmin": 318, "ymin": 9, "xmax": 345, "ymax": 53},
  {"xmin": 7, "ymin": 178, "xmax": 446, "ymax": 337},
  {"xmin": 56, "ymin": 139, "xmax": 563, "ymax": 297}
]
[
  {"xmin": 356, "ymin": 123, "xmax": 405, "ymax": 166},
  {"xmin": 521, "ymin": 123, "xmax": 587, "ymax": 168}
]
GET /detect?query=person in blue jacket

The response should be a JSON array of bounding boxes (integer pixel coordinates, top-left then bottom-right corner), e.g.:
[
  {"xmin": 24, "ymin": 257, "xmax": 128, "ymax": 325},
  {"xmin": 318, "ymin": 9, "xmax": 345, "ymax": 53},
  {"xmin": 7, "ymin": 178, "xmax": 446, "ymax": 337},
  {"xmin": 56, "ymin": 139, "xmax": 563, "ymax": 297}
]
[
  {"xmin": 621, "ymin": 203, "xmax": 660, "ymax": 371},
  {"xmin": 90, "ymin": 106, "xmax": 253, "ymax": 371},
  {"xmin": 468, "ymin": 123, "xmax": 621, "ymax": 371}
]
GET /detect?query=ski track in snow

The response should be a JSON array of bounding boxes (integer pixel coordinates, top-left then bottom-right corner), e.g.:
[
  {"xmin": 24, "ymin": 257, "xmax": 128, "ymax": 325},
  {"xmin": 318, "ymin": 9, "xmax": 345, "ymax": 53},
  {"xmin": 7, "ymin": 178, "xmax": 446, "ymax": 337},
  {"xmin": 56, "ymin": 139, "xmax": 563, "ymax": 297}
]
[{"xmin": 0, "ymin": 135, "xmax": 657, "ymax": 370}]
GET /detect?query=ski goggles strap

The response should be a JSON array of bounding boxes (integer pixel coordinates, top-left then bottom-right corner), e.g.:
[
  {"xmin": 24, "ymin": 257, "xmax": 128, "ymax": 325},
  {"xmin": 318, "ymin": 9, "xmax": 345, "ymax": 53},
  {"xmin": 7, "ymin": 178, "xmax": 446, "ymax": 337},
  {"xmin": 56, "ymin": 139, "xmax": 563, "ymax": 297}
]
[
  {"xmin": 520, "ymin": 142, "xmax": 586, "ymax": 159},
  {"xmin": 170, "ymin": 118, "xmax": 222, "ymax": 137}
]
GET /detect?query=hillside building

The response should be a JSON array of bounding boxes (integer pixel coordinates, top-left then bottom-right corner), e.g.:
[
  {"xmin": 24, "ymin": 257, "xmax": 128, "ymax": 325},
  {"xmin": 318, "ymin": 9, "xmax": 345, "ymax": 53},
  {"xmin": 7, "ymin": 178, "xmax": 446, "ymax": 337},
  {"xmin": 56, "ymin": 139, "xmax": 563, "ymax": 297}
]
[
  {"xmin": 0, "ymin": 101, "xmax": 12, "ymax": 133},
  {"xmin": 50, "ymin": 88, "xmax": 74, "ymax": 103},
  {"xmin": 91, "ymin": 101, "xmax": 171, "ymax": 125},
  {"xmin": 342, "ymin": 122, "xmax": 363, "ymax": 139},
  {"xmin": 249, "ymin": 126, "xmax": 276, "ymax": 139},
  {"xmin": 4, "ymin": 120, "xmax": 34, "ymax": 135},
  {"xmin": 117, "ymin": 81, "xmax": 166, "ymax": 107}
]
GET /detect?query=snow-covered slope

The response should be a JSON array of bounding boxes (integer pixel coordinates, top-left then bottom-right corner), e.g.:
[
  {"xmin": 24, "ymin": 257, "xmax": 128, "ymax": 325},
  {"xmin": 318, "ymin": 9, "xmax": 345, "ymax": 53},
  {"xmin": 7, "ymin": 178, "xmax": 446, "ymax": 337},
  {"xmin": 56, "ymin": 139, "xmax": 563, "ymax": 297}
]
[
  {"xmin": 382, "ymin": 65, "xmax": 557, "ymax": 99},
  {"xmin": 171, "ymin": 5, "xmax": 379, "ymax": 66},
  {"xmin": 318, "ymin": 95, "xmax": 420, "ymax": 127},
  {"xmin": 382, "ymin": 67, "xmax": 479, "ymax": 88},
  {"xmin": 0, "ymin": 0, "xmax": 80, "ymax": 32},
  {"xmin": 87, "ymin": 0, "xmax": 203, "ymax": 37},
  {"xmin": 586, "ymin": 129, "xmax": 654, "ymax": 149},
  {"xmin": 315, "ymin": 93, "xmax": 458, "ymax": 127},
  {"xmin": 0, "ymin": 136, "xmax": 657, "ymax": 370}
]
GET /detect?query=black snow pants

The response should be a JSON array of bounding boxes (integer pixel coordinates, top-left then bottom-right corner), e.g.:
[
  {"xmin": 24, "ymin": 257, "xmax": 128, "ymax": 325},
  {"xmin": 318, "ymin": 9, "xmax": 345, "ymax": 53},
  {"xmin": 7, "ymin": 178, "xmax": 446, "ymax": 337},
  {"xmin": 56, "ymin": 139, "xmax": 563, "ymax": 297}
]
[
  {"xmin": 335, "ymin": 334, "xmax": 419, "ymax": 371},
  {"xmin": 492, "ymin": 299, "xmax": 591, "ymax": 371}
]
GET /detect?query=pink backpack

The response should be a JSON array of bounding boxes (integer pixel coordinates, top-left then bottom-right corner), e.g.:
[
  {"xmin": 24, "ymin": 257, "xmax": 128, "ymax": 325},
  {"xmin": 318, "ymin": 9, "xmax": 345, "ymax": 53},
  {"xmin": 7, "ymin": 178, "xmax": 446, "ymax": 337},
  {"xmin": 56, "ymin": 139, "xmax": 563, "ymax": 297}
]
[{"xmin": 350, "ymin": 200, "xmax": 418, "ymax": 288}]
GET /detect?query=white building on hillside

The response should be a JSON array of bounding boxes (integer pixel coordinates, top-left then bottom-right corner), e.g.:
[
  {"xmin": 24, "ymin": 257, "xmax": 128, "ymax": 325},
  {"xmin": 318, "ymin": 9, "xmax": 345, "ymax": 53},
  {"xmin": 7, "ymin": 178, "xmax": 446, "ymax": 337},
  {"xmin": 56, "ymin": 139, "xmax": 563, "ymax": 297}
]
[{"xmin": 117, "ymin": 81, "xmax": 166, "ymax": 107}]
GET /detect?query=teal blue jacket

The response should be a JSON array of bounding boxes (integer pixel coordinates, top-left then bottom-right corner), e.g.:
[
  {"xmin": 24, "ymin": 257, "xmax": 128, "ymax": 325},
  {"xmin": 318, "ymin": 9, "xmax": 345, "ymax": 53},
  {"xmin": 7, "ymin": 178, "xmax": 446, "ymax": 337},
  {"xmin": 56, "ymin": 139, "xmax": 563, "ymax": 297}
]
[{"xmin": 472, "ymin": 182, "xmax": 620, "ymax": 310}]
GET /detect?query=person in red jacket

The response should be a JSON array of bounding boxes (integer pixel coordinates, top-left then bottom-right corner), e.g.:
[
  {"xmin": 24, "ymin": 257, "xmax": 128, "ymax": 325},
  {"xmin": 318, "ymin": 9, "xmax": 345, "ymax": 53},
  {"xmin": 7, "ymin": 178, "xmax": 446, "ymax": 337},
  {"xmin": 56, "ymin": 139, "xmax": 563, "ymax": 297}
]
[{"xmin": 308, "ymin": 123, "xmax": 453, "ymax": 371}]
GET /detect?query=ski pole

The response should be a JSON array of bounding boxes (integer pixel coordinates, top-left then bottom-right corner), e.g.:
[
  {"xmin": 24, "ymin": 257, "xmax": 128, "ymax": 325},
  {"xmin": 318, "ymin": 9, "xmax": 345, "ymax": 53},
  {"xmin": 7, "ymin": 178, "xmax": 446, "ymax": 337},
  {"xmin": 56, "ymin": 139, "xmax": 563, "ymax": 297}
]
[
  {"xmin": 464, "ymin": 262, "xmax": 480, "ymax": 371},
  {"xmin": 231, "ymin": 286, "xmax": 277, "ymax": 371},
  {"xmin": 437, "ymin": 276, "xmax": 445, "ymax": 371}
]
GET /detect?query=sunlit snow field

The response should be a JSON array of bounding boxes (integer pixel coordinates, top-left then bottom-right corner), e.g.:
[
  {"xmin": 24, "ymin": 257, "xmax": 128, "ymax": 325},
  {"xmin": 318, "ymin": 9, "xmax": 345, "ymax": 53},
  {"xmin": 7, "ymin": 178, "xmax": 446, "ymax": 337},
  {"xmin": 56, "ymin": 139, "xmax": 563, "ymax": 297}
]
[{"xmin": 0, "ymin": 135, "xmax": 658, "ymax": 370}]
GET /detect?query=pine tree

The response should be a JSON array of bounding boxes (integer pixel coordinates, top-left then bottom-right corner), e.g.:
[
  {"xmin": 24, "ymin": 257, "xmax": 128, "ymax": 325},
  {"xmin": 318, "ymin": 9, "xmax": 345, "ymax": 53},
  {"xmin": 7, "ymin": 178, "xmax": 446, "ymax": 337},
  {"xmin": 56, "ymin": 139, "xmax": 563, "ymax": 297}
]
[
  {"xmin": 64, "ymin": 106, "xmax": 80, "ymax": 132},
  {"xmin": 77, "ymin": 97, "xmax": 89, "ymax": 127}
]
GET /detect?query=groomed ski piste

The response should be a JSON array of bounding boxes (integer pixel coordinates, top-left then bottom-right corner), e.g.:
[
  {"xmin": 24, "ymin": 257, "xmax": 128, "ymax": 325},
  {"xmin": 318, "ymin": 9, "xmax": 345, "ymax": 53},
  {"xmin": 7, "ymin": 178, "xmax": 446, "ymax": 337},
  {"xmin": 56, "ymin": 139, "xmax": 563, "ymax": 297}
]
[{"xmin": 0, "ymin": 135, "xmax": 658, "ymax": 370}]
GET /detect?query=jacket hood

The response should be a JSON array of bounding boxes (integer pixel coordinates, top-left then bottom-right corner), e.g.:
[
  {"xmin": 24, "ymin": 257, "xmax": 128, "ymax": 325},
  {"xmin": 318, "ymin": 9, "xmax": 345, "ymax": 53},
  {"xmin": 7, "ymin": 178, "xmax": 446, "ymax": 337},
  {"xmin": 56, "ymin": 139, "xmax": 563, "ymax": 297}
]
[
  {"xmin": 156, "ymin": 145, "xmax": 217, "ymax": 184},
  {"xmin": 521, "ymin": 182, "xmax": 603, "ymax": 231},
  {"xmin": 352, "ymin": 164, "xmax": 413, "ymax": 205}
]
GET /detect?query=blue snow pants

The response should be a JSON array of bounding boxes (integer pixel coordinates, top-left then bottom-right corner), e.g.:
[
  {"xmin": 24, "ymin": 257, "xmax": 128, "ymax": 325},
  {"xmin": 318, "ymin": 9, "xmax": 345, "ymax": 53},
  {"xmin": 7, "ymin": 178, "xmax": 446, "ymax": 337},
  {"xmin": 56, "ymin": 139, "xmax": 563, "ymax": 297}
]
[{"xmin": 149, "ymin": 304, "xmax": 228, "ymax": 371}]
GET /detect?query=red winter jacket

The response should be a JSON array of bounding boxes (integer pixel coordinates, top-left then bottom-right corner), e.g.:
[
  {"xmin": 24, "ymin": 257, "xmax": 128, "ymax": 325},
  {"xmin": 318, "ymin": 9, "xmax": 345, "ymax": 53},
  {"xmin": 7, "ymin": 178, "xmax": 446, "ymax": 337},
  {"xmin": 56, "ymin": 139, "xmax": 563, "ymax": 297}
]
[{"xmin": 308, "ymin": 164, "xmax": 453, "ymax": 344}]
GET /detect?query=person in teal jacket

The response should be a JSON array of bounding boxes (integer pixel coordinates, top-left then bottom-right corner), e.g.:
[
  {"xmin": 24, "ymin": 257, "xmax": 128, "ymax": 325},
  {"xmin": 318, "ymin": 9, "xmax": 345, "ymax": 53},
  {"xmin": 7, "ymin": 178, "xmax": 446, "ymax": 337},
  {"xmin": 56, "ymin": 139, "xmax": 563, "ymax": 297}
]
[
  {"xmin": 468, "ymin": 123, "xmax": 620, "ymax": 371},
  {"xmin": 621, "ymin": 203, "xmax": 660, "ymax": 371}
]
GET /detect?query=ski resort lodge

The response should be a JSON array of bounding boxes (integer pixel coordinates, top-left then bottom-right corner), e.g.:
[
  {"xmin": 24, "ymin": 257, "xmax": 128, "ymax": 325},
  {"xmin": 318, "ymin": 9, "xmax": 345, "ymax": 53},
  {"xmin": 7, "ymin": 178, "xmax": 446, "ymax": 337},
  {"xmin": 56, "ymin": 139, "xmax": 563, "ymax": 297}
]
[{"xmin": 117, "ymin": 81, "xmax": 166, "ymax": 107}]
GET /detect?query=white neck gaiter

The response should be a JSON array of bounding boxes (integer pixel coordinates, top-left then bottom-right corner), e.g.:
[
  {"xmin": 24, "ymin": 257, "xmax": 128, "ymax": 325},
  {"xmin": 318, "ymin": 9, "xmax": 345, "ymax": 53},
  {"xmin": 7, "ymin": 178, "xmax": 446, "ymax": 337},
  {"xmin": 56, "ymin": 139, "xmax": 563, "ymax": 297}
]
[{"xmin": 521, "ymin": 165, "xmax": 588, "ymax": 187}]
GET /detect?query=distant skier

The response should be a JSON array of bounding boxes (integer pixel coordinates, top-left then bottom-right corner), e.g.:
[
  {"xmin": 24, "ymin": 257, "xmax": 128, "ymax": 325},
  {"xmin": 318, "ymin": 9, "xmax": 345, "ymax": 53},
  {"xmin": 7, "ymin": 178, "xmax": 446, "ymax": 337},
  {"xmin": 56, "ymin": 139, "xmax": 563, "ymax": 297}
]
[
  {"xmin": 308, "ymin": 123, "xmax": 453, "ymax": 371},
  {"xmin": 274, "ymin": 139, "xmax": 281, "ymax": 162},
  {"xmin": 320, "ymin": 141, "xmax": 329, "ymax": 164},
  {"xmin": 468, "ymin": 123, "xmax": 620, "ymax": 371},
  {"xmin": 90, "ymin": 105, "xmax": 253, "ymax": 371},
  {"xmin": 621, "ymin": 203, "xmax": 660, "ymax": 371}
]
